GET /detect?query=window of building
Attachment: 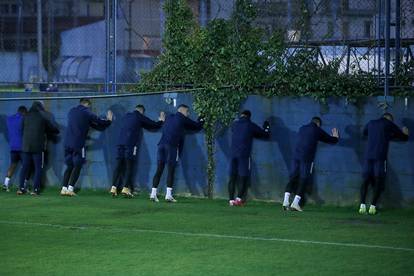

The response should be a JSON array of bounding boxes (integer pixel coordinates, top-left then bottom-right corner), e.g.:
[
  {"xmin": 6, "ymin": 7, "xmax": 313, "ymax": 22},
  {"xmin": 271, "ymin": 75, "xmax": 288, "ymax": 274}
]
[
  {"xmin": 0, "ymin": 4, "xmax": 9, "ymax": 14},
  {"xmin": 342, "ymin": 21, "xmax": 349, "ymax": 39},
  {"xmin": 11, "ymin": 4, "xmax": 17, "ymax": 14},
  {"xmin": 364, "ymin": 21, "xmax": 371, "ymax": 38}
]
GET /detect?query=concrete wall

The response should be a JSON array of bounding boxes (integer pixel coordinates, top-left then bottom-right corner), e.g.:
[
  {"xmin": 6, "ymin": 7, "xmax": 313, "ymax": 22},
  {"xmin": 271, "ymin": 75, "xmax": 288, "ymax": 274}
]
[{"xmin": 0, "ymin": 93, "xmax": 413, "ymax": 206}]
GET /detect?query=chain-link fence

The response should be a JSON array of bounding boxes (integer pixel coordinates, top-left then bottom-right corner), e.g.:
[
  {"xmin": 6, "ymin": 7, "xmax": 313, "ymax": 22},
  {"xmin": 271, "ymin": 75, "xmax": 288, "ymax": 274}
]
[{"xmin": 0, "ymin": 0, "xmax": 413, "ymax": 92}]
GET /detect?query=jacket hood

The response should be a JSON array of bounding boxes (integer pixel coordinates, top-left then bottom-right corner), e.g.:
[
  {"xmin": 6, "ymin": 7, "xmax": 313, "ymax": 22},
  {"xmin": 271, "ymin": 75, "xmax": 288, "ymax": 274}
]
[{"xmin": 30, "ymin": 101, "xmax": 45, "ymax": 112}]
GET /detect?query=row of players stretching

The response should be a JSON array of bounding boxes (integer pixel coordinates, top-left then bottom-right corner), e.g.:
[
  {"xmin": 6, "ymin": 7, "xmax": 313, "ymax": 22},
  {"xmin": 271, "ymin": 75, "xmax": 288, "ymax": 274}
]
[{"xmin": 2, "ymin": 99, "xmax": 409, "ymax": 214}]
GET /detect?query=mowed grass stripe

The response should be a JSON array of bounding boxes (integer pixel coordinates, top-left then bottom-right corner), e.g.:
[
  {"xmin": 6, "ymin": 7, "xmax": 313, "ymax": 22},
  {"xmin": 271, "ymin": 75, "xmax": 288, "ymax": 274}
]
[{"xmin": 1, "ymin": 220, "xmax": 413, "ymax": 253}]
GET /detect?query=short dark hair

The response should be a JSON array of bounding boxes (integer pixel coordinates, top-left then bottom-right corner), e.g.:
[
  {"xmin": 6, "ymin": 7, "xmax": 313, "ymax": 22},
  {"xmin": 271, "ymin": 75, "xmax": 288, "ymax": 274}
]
[
  {"xmin": 136, "ymin": 104, "xmax": 145, "ymax": 112},
  {"xmin": 383, "ymin": 112, "xmax": 393, "ymax": 121},
  {"xmin": 80, "ymin": 98, "xmax": 91, "ymax": 105},
  {"xmin": 17, "ymin": 105, "xmax": 27, "ymax": 114},
  {"xmin": 241, "ymin": 110, "xmax": 251, "ymax": 119},
  {"xmin": 178, "ymin": 104, "xmax": 189, "ymax": 109},
  {"xmin": 311, "ymin": 116, "xmax": 322, "ymax": 126}
]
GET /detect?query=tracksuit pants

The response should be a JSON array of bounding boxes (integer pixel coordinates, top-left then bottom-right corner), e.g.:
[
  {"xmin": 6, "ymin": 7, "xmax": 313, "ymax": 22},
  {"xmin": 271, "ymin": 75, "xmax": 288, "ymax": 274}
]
[
  {"xmin": 112, "ymin": 145, "xmax": 138, "ymax": 190},
  {"xmin": 19, "ymin": 152, "xmax": 44, "ymax": 193},
  {"xmin": 152, "ymin": 144, "xmax": 179, "ymax": 189},
  {"xmin": 360, "ymin": 159, "xmax": 387, "ymax": 206},
  {"xmin": 284, "ymin": 159, "xmax": 314, "ymax": 197},
  {"xmin": 228, "ymin": 156, "xmax": 251, "ymax": 201}
]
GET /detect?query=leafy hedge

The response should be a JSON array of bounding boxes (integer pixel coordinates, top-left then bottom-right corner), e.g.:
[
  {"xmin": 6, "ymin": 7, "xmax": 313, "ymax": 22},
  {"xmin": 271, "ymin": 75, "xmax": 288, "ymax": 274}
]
[{"xmin": 135, "ymin": 0, "xmax": 412, "ymax": 198}]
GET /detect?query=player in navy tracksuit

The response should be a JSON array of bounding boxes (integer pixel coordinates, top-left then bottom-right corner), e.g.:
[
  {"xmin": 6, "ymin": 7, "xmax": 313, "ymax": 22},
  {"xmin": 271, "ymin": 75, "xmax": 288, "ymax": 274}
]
[
  {"xmin": 110, "ymin": 105, "xmax": 165, "ymax": 197},
  {"xmin": 359, "ymin": 113, "xmax": 409, "ymax": 215},
  {"xmin": 228, "ymin": 110, "xmax": 270, "ymax": 206},
  {"xmin": 283, "ymin": 117, "xmax": 339, "ymax": 211},
  {"xmin": 18, "ymin": 101, "xmax": 60, "ymax": 195},
  {"xmin": 150, "ymin": 104, "xmax": 204, "ymax": 202},
  {"xmin": 60, "ymin": 98, "xmax": 113, "ymax": 196},
  {"xmin": 3, "ymin": 106, "xmax": 28, "ymax": 191}
]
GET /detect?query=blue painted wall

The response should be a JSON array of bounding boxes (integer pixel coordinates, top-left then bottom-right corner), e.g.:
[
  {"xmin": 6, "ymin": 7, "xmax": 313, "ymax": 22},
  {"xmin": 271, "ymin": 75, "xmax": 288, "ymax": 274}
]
[{"xmin": 0, "ymin": 93, "xmax": 413, "ymax": 206}]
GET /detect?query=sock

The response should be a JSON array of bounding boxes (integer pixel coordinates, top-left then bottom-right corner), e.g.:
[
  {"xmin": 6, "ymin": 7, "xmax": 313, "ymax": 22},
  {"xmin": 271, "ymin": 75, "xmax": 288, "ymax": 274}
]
[
  {"xmin": 68, "ymin": 185, "xmax": 74, "ymax": 192},
  {"xmin": 283, "ymin": 192, "xmax": 291, "ymax": 206},
  {"xmin": 150, "ymin": 188, "xmax": 157, "ymax": 198},
  {"xmin": 360, "ymin": 203, "xmax": 366, "ymax": 209},
  {"xmin": 166, "ymin": 187, "xmax": 173, "ymax": 198},
  {"xmin": 4, "ymin": 177, "xmax": 11, "ymax": 187},
  {"xmin": 370, "ymin": 204, "xmax": 376, "ymax": 210},
  {"xmin": 292, "ymin": 195, "xmax": 301, "ymax": 206}
]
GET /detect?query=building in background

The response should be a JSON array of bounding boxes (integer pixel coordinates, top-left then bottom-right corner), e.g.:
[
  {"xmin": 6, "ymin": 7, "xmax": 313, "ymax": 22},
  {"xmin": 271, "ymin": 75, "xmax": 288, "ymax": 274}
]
[{"xmin": 0, "ymin": 0, "xmax": 412, "ymax": 84}]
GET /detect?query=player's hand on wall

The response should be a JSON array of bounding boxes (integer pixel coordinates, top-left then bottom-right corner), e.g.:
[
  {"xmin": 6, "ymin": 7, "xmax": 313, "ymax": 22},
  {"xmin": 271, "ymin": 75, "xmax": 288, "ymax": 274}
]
[
  {"xmin": 198, "ymin": 115, "xmax": 205, "ymax": 124},
  {"xmin": 263, "ymin": 121, "xmax": 270, "ymax": 131},
  {"xmin": 107, "ymin": 110, "xmax": 113, "ymax": 121},
  {"xmin": 402, "ymin": 126, "xmax": 409, "ymax": 136},
  {"xmin": 332, "ymin": 128, "xmax": 339, "ymax": 138},
  {"xmin": 159, "ymin": 111, "xmax": 166, "ymax": 122}
]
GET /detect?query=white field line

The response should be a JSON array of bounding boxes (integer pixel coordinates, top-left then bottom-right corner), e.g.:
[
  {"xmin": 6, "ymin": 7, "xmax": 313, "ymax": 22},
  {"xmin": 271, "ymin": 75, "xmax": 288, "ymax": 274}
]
[{"xmin": 1, "ymin": 220, "xmax": 413, "ymax": 252}]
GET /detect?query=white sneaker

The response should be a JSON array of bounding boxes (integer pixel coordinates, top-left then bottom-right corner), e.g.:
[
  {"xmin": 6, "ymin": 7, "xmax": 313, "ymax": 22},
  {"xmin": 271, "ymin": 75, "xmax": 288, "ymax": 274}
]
[
  {"xmin": 290, "ymin": 202, "xmax": 303, "ymax": 212},
  {"xmin": 358, "ymin": 203, "xmax": 367, "ymax": 215},
  {"xmin": 121, "ymin": 187, "xmax": 134, "ymax": 198},
  {"xmin": 60, "ymin": 187, "xmax": 68, "ymax": 196},
  {"xmin": 110, "ymin": 186, "xmax": 118, "ymax": 196},
  {"xmin": 229, "ymin": 200, "xmax": 235, "ymax": 206},
  {"xmin": 2, "ymin": 185, "xmax": 10, "ymax": 192},
  {"xmin": 150, "ymin": 195, "xmax": 159, "ymax": 202},
  {"xmin": 282, "ymin": 204, "xmax": 290, "ymax": 211},
  {"xmin": 368, "ymin": 205, "xmax": 377, "ymax": 215},
  {"xmin": 165, "ymin": 196, "xmax": 177, "ymax": 203}
]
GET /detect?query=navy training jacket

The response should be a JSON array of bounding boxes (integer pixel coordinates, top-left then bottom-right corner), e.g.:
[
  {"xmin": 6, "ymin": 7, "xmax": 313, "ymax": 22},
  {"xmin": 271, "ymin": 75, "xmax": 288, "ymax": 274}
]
[
  {"xmin": 158, "ymin": 112, "xmax": 203, "ymax": 147},
  {"xmin": 230, "ymin": 117, "xmax": 270, "ymax": 158},
  {"xmin": 293, "ymin": 122, "xmax": 338, "ymax": 162},
  {"xmin": 118, "ymin": 110, "xmax": 163, "ymax": 147},
  {"xmin": 64, "ymin": 105, "xmax": 111, "ymax": 150},
  {"xmin": 363, "ymin": 117, "xmax": 409, "ymax": 161}
]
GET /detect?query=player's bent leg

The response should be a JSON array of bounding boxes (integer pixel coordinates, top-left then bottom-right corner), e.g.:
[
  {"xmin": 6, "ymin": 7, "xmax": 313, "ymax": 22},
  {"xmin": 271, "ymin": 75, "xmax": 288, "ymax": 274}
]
[
  {"xmin": 150, "ymin": 161, "xmax": 165, "ymax": 202},
  {"xmin": 165, "ymin": 163, "xmax": 177, "ymax": 203},
  {"xmin": 370, "ymin": 177, "xmax": 385, "ymax": 215},
  {"xmin": 228, "ymin": 173, "xmax": 238, "ymax": 206},
  {"xmin": 235, "ymin": 176, "xmax": 249, "ymax": 206},
  {"xmin": 121, "ymin": 159, "xmax": 135, "ymax": 198}
]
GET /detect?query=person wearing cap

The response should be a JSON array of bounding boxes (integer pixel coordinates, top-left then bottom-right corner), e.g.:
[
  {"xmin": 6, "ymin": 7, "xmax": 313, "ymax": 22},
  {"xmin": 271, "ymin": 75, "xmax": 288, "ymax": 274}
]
[
  {"xmin": 60, "ymin": 98, "xmax": 113, "ymax": 196},
  {"xmin": 3, "ymin": 106, "xmax": 29, "ymax": 192},
  {"xmin": 228, "ymin": 110, "xmax": 270, "ymax": 206},
  {"xmin": 110, "ymin": 104, "xmax": 165, "ymax": 197},
  {"xmin": 359, "ymin": 113, "xmax": 409, "ymax": 215},
  {"xmin": 18, "ymin": 101, "xmax": 60, "ymax": 195},
  {"xmin": 150, "ymin": 104, "xmax": 204, "ymax": 203},
  {"xmin": 282, "ymin": 117, "xmax": 339, "ymax": 211}
]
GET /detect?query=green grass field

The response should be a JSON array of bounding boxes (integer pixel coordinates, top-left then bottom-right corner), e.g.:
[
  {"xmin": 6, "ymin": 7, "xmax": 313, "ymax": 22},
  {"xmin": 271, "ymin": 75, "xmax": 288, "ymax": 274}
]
[{"xmin": 0, "ymin": 188, "xmax": 413, "ymax": 276}]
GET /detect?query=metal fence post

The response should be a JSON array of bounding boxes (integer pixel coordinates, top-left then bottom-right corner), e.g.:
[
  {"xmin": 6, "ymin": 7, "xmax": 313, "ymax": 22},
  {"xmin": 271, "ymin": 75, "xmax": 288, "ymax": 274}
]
[
  {"xmin": 384, "ymin": 0, "xmax": 390, "ymax": 99},
  {"xmin": 105, "ymin": 0, "xmax": 111, "ymax": 93},
  {"xmin": 113, "ymin": 0, "xmax": 117, "ymax": 93},
  {"xmin": 395, "ymin": 0, "xmax": 401, "ymax": 81},
  {"xmin": 377, "ymin": 0, "xmax": 382, "ymax": 84},
  {"xmin": 37, "ymin": 0, "xmax": 43, "ymax": 82}
]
